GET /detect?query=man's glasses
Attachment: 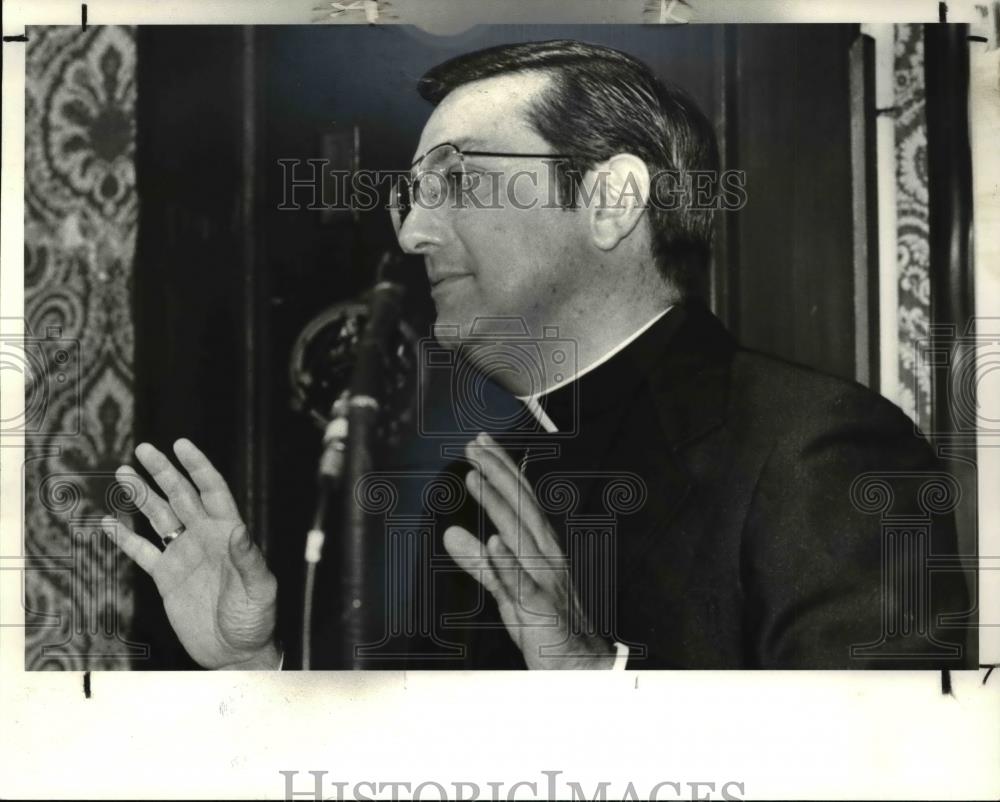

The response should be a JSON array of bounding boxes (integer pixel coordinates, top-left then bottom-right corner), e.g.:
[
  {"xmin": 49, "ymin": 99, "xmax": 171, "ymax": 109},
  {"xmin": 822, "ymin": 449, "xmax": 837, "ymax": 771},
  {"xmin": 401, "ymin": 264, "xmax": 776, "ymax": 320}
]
[{"xmin": 389, "ymin": 142, "xmax": 572, "ymax": 234}]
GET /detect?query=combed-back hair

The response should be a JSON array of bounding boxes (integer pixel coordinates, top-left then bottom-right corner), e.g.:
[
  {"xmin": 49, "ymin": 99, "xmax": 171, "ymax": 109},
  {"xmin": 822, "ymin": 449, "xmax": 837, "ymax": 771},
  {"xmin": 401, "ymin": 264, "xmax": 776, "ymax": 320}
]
[{"xmin": 418, "ymin": 39, "xmax": 719, "ymax": 297}]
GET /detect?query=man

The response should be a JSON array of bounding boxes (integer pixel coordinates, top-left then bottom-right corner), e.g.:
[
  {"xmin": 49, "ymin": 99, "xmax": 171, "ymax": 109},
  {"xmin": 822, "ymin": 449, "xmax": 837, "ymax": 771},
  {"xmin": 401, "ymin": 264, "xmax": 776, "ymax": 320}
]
[{"xmin": 103, "ymin": 40, "xmax": 971, "ymax": 670}]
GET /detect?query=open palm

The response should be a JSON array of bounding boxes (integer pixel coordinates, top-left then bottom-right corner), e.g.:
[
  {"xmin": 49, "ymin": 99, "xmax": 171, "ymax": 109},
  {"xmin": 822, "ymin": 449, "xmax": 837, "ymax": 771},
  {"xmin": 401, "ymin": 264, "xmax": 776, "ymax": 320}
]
[{"xmin": 103, "ymin": 439, "xmax": 279, "ymax": 670}]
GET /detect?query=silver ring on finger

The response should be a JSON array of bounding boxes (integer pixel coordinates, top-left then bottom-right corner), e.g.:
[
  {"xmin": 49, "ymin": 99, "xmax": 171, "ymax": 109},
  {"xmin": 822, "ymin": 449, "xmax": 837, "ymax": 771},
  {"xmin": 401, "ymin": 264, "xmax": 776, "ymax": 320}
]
[{"xmin": 160, "ymin": 524, "xmax": 187, "ymax": 547}]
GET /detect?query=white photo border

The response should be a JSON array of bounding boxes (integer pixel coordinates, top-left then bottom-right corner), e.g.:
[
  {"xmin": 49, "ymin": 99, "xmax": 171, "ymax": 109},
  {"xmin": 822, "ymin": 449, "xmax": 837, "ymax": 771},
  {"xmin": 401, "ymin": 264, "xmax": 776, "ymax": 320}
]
[{"xmin": 2, "ymin": 1, "xmax": 998, "ymax": 800}]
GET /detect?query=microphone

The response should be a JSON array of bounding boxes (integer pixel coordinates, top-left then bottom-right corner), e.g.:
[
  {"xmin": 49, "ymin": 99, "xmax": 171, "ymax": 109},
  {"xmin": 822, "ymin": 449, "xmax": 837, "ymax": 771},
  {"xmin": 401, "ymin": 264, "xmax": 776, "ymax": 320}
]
[
  {"xmin": 289, "ymin": 252, "xmax": 416, "ymax": 447},
  {"xmin": 346, "ymin": 251, "xmax": 407, "ymax": 412},
  {"xmin": 289, "ymin": 250, "xmax": 417, "ymax": 668}
]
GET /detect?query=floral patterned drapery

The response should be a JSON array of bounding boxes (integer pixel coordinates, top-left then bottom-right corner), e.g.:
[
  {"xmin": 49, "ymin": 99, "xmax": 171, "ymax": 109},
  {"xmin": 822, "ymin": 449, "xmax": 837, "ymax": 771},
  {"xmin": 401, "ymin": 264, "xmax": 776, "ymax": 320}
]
[
  {"xmin": 894, "ymin": 24, "xmax": 932, "ymax": 429},
  {"xmin": 24, "ymin": 26, "xmax": 140, "ymax": 670}
]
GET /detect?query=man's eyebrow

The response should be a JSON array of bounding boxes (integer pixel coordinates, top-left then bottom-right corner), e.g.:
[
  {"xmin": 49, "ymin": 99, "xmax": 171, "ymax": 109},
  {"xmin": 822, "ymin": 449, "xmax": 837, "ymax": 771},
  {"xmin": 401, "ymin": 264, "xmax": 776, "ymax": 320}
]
[
  {"xmin": 452, "ymin": 137, "xmax": 490, "ymax": 151},
  {"xmin": 410, "ymin": 138, "xmax": 492, "ymax": 166}
]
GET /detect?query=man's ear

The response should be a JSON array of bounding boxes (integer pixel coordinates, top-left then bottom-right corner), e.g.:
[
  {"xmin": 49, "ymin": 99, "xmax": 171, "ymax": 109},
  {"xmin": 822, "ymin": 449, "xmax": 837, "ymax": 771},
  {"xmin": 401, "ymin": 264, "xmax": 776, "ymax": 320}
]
[{"xmin": 587, "ymin": 153, "xmax": 650, "ymax": 251}]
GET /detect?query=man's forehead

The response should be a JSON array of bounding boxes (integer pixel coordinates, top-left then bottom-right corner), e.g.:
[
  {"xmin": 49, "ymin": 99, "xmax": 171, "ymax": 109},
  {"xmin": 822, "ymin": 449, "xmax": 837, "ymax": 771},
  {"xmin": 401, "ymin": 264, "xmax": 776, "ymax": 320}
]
[{"xmin": 412, "ymin": 71, "xmax": 551, "ymax": 159}]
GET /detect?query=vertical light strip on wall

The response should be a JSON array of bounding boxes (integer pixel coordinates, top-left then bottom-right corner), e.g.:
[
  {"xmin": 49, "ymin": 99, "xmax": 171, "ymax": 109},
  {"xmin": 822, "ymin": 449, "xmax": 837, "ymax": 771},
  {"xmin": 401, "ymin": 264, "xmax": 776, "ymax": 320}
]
[
  {"xmin": 969, "ymin": 3, "xmax": 1000, "ymax": 665},
  {"xmin": 862, "ymin": 23, "xmax": 900, "ymax": 407},
  {"xmin": 970, "ymin": 2, "xmax": 1000, "ymax": 665},
  {"xmin": 849, "ymin": 31, "xmax": 878, "ymax": 390}
]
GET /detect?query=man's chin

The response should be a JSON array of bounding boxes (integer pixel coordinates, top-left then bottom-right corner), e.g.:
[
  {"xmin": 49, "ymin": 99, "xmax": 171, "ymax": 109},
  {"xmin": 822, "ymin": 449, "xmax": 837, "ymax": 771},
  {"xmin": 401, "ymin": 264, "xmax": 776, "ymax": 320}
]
[
  {"xmin": 431, "ymin": 326, "xmax": 462, "ymax": 350},
  {"xmin": 429, "ymin": 310, "xmax": 472, "ymax": 349}
]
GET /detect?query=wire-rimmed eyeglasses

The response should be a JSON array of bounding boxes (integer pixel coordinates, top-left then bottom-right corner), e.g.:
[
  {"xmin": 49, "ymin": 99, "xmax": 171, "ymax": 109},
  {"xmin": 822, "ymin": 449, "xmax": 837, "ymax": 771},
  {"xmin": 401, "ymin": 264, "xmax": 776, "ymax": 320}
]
[{"xmin": 389, "ymin": 142, "xmax": 572, "ymax": 234}]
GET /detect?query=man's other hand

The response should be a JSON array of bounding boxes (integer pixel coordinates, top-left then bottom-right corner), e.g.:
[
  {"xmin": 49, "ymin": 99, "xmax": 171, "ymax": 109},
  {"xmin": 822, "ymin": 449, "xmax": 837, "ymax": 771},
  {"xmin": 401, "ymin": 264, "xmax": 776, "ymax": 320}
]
[
  {"xmin": 102, "ymin": 438, "xmax": 280, "ymax": 670},
  {"xmin": 444, "ymin": 433, "xmax": 615, "ymax": 670}
]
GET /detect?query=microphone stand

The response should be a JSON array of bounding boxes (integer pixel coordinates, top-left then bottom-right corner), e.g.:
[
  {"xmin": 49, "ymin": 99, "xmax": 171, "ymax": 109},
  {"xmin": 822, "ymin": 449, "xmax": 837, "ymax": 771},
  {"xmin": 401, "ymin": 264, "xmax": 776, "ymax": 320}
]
[
  {"xmin": 296, "ymin": 252, "xmax": 405, "ymax": 670},
  {"xmin": 301, "ymin": 395, "xmax": 348, "ymax": 671},
  {"xmin": 338, "ymin": 255, "xmax": 405, "ymax": 668}
]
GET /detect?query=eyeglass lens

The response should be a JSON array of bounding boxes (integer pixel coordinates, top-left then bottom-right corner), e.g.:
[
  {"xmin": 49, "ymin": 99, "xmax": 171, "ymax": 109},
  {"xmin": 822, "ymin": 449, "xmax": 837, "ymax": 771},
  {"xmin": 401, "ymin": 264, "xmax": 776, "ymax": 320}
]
[{"xmin": 391, "ymin": 144, "xmax": 462, "ymax": 234}]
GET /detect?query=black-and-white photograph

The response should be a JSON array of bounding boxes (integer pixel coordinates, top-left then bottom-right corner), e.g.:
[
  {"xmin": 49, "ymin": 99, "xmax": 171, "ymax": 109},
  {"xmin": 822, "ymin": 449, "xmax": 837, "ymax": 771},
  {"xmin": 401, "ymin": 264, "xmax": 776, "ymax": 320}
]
[
  {"xmin": 3, "ymin": 1, "xmax": 999, "ymax": 799},
  {"xmin": 19, "ymin": 22, "xmax": 984, "ymax": 670}
]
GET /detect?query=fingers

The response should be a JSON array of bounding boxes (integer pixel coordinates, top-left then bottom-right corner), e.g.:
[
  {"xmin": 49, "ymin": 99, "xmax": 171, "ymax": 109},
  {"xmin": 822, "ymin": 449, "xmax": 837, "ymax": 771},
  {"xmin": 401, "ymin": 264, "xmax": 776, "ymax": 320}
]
[
  {"xmin": 473, "ymin": 450, "xmax": 552, "ymax": 554},
  {"xmin": 101, "ymin": 515, "xmax": 160, "ymax": 574},
  {"xmin": 172, "ymin": 438, "xmax": 241, "ymax": 519},
  {"xmin": 465, "ymin": 433, "xmax": 562, "ymax": 563},
  {"xmin": 473, "ymin": 431, "xmax": 537, "ymax": 494},
  {"xmin": 133, "ymin": 442, "xmax": 209, "ymax": 526},
  {"xmin": 488, "ymin": 535, "xmax": 556, "ymax": 655},
  {"xmin": 488, "ymin": 534, "xmax": 544, "ymax": 614},
  {"xmin": 442, "ymin": 525, "xmax": 514, "ymax": 611},
  {"xmin": 445, "ymin": 527, "xmax": 565, "ymax": 660},
  {"xmin": 465, "ymin": 468, "xmax": 548, "ymax": 579},
  {"xmin": 115, "ymin": 465, "xmax": 183, "ymax": 537},
  {"xmin": 473, "ymin": 432, "xmax": 536, "ymax": 498}
]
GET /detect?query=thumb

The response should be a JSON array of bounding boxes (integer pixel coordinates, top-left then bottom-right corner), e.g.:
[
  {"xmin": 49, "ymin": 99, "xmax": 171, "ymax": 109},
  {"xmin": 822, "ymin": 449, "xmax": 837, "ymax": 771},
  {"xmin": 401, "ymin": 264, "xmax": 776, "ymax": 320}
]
[
  {"xmin": 444, "ymin": 527, "xmax": 520, "ymax": 647},
  {"xmin": 443, "ymin": 525, "xmax": 505, "ymax": 600},
  {"xmin": 227, "ymin": 523, "xmax": 268, "ymax": 589}
]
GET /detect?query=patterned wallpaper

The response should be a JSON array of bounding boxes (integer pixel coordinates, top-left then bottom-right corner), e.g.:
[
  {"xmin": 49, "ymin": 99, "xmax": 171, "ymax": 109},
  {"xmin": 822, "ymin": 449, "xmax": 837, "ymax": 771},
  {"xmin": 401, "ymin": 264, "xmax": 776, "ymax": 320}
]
[
  {"xmin": 24, "ymin": 27, "xmax": 140, "ymax": 669},
  {"xmin": 894, "ymin": 24, "xmax": 933, "ymax": 429}
]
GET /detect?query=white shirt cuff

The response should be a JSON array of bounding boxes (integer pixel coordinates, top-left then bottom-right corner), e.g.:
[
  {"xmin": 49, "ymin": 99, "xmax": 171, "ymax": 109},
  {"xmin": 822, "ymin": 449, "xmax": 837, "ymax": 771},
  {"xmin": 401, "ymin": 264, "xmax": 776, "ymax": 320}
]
[{"xmin": 612, "ymin": 641, "xmax": 629, "ymax": 670}]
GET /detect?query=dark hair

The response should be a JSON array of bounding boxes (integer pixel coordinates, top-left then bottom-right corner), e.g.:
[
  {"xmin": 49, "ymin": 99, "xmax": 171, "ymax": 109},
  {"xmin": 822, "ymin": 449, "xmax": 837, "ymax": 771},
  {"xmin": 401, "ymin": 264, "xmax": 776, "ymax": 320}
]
[{"xmin": 418, "ymin": 39, "xmax": 719, "ymax": 297}]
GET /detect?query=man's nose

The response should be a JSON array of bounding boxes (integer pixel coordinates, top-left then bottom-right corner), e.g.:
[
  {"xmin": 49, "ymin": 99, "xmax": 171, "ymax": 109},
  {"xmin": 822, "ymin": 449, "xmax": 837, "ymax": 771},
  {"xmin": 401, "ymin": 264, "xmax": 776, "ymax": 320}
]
[{"xmin": 396, "ymin": 196, "xmax": 447, "ymax": 255}]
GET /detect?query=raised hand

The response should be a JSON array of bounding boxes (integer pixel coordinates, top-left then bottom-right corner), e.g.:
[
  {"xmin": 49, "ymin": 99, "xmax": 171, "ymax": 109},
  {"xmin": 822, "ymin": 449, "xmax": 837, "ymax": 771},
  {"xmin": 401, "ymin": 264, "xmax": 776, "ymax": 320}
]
[
  {"xmin": 102, "ymin": 439, "xmax": 280, "ymax": 670},
  {"xmin": 443, "ymin": 433, "xmax": 615, "ymax": 669}
]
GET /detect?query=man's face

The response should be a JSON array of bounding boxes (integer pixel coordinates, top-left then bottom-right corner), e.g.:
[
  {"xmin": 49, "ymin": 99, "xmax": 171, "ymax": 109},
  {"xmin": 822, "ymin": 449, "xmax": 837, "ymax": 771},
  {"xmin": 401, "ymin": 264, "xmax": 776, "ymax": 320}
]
[{"xmin": 397, "ymin": 73, "xmax": 593, "ymax": 342}]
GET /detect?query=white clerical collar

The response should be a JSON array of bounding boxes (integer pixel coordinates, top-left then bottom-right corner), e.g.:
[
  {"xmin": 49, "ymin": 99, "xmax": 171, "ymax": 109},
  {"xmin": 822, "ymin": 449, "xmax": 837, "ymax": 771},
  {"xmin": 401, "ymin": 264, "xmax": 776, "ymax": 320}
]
[{"xmin": 516, "ymin": 306, "xmax": 674, "ymax": 433}]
